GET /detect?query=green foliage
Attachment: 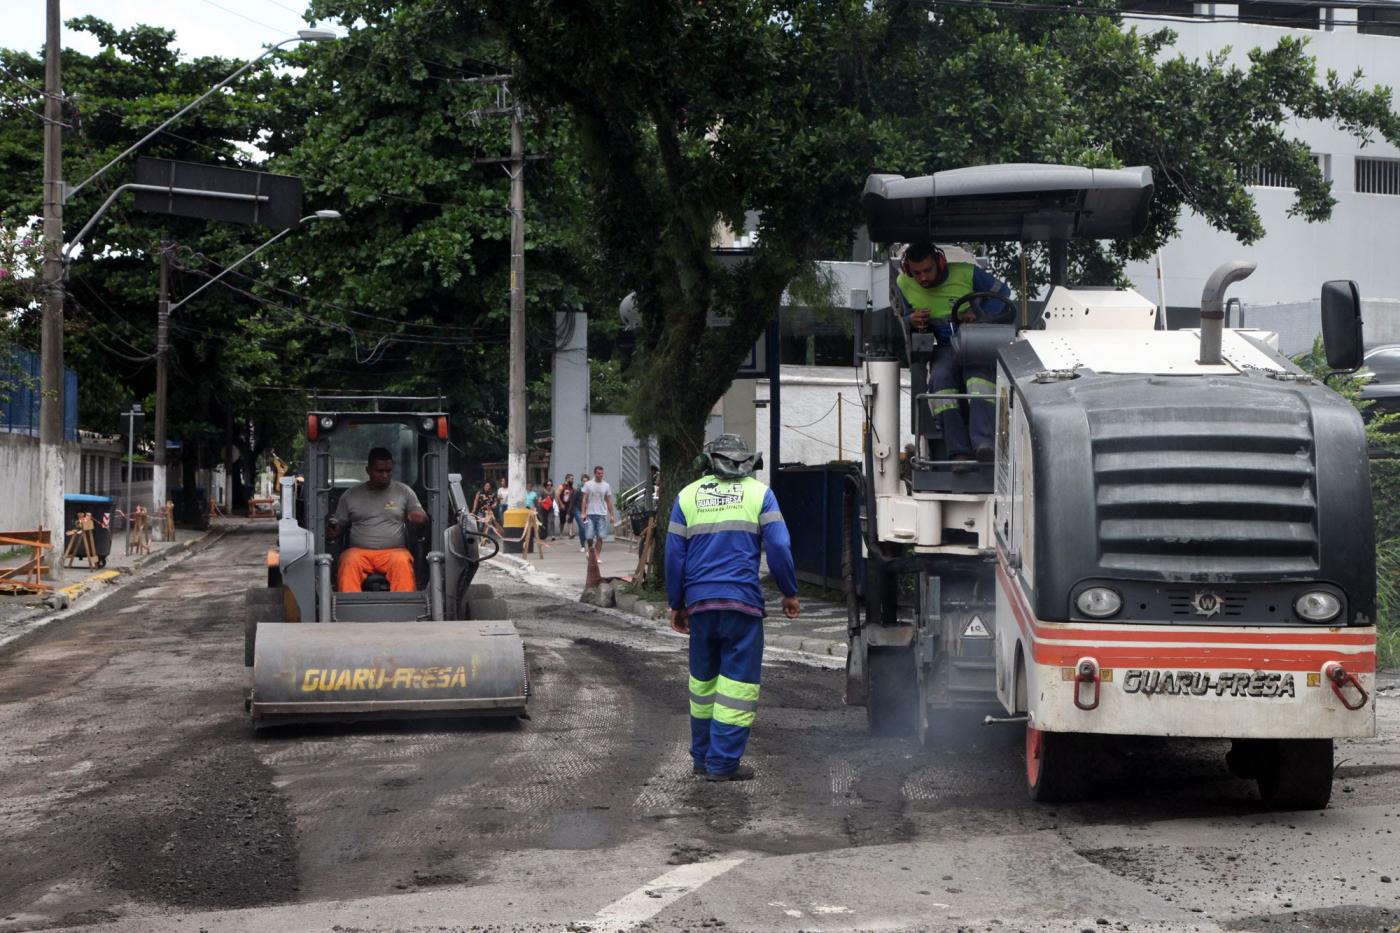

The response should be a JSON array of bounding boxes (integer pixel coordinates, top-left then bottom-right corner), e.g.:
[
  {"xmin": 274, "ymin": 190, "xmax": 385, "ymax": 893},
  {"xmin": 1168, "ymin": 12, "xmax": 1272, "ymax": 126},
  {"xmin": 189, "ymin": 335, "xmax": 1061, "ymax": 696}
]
[
  {"xmin": 1378, "ymin": 537, "xmax": 1400, "ymax": 669},
  {"xmin": 1294, "ymin": 337, "xmax": 1400, "ymax": 448}
]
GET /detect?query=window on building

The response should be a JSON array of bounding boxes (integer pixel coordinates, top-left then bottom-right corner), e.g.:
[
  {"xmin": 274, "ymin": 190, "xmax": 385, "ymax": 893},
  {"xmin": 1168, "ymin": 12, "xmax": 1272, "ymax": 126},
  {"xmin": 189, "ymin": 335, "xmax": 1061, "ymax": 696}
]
[
  {"xmin": 1239, "ymin": 154, "xmax": 1329, "ymax": 189},
  {"xmin": 1119, "ymin": 0, "xmax": 1197, "ymax": 16},
  {"xmin": 1356, "ymin": 157, "xmax": 1400, "ymax": 196},
  {"xmin": 1237, "ymin": 1, "xmax": 1320, "ymax": 28},
  {"xmin": 1358, "ymin": 5, "xmax": 1400, "ymax": 36}
]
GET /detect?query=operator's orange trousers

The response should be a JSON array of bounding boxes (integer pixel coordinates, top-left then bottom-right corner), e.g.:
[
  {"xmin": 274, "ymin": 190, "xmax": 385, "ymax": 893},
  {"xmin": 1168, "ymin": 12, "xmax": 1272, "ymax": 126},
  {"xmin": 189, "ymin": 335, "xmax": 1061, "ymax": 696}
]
[{"xmin": 338, "ymin": 547, "xmax": 416, "ymax": 592}]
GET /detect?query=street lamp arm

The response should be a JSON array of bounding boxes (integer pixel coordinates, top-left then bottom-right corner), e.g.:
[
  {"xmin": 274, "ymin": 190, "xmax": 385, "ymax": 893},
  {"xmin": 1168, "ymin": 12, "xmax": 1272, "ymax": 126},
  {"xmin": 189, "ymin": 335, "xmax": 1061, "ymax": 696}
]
[
  {"xmin": 62, "ymin": 183, "xmax": 273, "ymax": 261},
  {"xmin": 65, "ymin": 36, "xmax": 304, "ymax": 204},
  {"xmin": 168, "ymin": 226, "xmax": 291, "ymax": 311},
  {"xmin": 168, "ymin": 211, "xmax": 338, "ymax": 311}
]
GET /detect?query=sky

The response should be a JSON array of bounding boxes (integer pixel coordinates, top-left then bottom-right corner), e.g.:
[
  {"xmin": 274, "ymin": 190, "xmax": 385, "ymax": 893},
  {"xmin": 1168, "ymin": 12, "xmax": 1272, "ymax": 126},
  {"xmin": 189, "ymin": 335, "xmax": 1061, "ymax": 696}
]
[{"xmin": 8, "ymin": 0, "xmax": 332, "ymax": 60}]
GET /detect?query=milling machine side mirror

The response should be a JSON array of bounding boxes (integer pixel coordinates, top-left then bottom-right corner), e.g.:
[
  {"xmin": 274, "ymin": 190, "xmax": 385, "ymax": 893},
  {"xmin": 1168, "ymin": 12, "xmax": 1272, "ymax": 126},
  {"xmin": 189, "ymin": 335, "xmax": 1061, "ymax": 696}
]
[{"xmin": 1320, "ymin": 280, "xmax": 1364, "ymax": 373}]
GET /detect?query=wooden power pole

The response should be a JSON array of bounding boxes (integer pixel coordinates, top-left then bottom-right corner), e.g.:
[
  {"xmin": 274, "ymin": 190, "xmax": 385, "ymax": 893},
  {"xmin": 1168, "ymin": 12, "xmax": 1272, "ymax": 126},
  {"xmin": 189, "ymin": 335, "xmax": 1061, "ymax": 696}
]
[
  {"xmin": 39, "ymin": 0, "xmax": 66, "ymax": 577},
  {"xmin": 507, "ymin": 103, "xmax": 526, "ymax": 509}
]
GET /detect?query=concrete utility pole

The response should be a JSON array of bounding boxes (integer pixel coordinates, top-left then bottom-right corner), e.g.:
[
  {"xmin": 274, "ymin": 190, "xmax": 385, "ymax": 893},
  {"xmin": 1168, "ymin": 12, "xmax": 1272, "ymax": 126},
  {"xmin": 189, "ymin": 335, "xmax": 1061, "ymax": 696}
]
[
  {"xmin": 39, "ymin": 0, "xmax": 65, "ymax": 575},
  {"xmin": 154, "ymin": 240, "xmax": 170, "ymax": 513},
  {"xmin": 507, "ymin": 105, "xmax": 526, "ymax": 509}
]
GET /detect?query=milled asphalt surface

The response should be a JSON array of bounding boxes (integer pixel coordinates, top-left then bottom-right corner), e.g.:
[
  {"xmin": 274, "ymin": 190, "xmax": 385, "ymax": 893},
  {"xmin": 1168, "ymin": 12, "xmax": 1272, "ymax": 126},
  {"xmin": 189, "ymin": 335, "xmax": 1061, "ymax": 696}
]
[{"xmin": 0, "ymin": 523, "xmax": 1396, "ymax": 933}]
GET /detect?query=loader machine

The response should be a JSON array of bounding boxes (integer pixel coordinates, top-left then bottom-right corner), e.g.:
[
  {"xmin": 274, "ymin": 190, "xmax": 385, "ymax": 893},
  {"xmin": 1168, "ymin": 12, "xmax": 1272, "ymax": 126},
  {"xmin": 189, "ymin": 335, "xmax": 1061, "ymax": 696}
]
[
  {"xmin": 847, "ymin": 163, "xmax": 1377, "ymax": 809},
  {"xmin": 245, "ymin": 401, "xmax": 528, "ymax": 727}
]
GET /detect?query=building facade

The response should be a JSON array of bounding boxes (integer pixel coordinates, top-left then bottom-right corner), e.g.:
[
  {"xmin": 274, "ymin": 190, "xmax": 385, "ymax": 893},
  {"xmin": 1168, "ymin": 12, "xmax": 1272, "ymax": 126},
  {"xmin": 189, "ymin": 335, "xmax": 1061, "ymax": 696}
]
[{"xmin": 1121, "ymin": 3, "xmax": 1400, "ymax": 350}]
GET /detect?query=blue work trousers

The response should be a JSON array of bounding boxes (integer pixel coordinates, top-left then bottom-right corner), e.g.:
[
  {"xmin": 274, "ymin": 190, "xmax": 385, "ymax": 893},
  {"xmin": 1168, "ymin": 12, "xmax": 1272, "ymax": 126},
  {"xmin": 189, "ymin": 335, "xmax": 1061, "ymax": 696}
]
[
  {"xmin": 688, "ymin": 609, "xmax": 764, "ymax": 775},
  {"xmin": 929, "ymin": 344, "xmax": 996, "ymax": 455}
]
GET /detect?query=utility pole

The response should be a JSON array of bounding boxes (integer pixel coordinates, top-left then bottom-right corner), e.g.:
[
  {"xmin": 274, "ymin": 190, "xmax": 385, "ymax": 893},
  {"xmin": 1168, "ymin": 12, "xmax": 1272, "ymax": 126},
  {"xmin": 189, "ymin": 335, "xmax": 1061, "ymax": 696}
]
[
  {"xmin": 154, "ymin": 240, "xmax": 170, "ymax": 513},
  {"xmin": 465, "ymin": 75, "xmax": 532, "ymax": 511},
  {"xmin": 38, "ymin": 0, "xmax": 65, "ymax": 576},
  {"xmin": 507, "ymin": 104, "xmax": 526, "ymax": 509}
]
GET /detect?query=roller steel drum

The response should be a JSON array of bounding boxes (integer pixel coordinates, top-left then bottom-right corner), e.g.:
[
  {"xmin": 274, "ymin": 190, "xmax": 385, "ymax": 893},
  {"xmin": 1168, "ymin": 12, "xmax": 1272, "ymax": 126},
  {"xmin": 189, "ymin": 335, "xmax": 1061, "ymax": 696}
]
[{"xmin": 250, "ymin": 621, "xmax": 528, "ymax": 726}]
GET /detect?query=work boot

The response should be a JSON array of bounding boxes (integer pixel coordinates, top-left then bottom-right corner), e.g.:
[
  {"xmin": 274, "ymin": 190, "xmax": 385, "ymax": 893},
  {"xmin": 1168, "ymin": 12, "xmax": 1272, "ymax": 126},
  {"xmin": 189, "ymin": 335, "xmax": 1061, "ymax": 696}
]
[
  {"xmin": 951, "ymin": 453, "xmax": 976, "ymax": 474},
  {"xmin": 974, "ymin": 443, "xmax": 995, "ymax": 464},
  {"xmin": 693, "ymin": 763, "xmax": 706, "ymax": 775},
  {"xmin": 703, "ymin": 763, "xmax": 755, "ymax": 782}
]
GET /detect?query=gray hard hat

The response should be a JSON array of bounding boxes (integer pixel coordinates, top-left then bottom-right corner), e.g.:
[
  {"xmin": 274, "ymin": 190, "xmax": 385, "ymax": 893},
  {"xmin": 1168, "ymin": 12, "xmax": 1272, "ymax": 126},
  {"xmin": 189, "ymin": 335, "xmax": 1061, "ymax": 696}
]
[{"xmin": 698, "ymin": 433, "xmax": 764, "ymax": 479}]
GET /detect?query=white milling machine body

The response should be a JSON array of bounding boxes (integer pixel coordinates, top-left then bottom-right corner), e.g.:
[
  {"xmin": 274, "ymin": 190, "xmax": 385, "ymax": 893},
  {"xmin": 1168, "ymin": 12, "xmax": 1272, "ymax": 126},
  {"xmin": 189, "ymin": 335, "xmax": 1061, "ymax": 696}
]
[{"xmin": 849, "ymin": 165, "xmax": 1377, "ymax": 808}]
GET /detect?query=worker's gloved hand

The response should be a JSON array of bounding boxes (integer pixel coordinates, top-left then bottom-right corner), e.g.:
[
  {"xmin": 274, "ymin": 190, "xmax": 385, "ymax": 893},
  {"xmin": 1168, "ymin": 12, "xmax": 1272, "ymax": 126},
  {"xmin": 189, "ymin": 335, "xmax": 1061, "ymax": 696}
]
[
  {"xmin": 782, "ymin": 595, "xmax": 801, "ymax": 619},
  {"xmin": 669, "ymin": 608, "xmax": 690, "ymax": 635},
  {"xmin": 910, "ymin": 308, "xmax": 931, "ymax": 331}
]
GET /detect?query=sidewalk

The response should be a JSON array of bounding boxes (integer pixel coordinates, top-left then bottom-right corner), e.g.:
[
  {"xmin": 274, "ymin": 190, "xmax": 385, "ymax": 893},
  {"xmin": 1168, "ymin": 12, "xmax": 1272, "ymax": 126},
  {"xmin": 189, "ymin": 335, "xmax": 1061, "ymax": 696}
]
[
  {"xmin": 494, "ymin": 527, "xmax": 850, "ymax": 660},
  {"xmin": 0, "ymin": 516, "xmax": 237, "ymax": 652}
]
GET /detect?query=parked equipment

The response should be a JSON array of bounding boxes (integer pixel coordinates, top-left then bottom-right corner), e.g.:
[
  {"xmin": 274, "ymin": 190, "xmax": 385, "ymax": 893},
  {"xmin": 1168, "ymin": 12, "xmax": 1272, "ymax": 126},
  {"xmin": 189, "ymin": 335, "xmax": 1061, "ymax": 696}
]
[
  {"xmin": 848, "ymin": 164, "xmax": 1376, "ymax": 809},
  {"xmin": 246, "ymin": 401, "xmax": 527, "ymax": 727}
]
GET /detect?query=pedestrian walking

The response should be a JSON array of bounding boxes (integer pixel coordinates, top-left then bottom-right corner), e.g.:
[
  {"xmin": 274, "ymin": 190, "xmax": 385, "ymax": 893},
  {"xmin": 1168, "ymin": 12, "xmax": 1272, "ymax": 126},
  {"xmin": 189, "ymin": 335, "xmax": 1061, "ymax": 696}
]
[
  {"xmin": 558, "ymin": 474, "xmax": 577, "ymax": 540},
  {"xmin": 580, "ymin": 465, "xmax": 619, "ymax": 558},
  {"xmin": 666, "ymin": 435, "xmax": 800, "ymax": 782},
  {"xmin": 537, "ymin": 480, "xmax": 556, "ymax": 540},
  {"xmin": 471, "ymin": 480, "xmax": 495, "ymax": 517}
]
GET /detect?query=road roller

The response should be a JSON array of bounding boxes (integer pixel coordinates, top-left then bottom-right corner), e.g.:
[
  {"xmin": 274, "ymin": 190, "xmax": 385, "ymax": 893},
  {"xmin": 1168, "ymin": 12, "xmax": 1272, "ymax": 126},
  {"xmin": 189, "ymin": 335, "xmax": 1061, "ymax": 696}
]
[{"xmin": 245, "ymin": 400, "xmax": 527, "ymax": 727}]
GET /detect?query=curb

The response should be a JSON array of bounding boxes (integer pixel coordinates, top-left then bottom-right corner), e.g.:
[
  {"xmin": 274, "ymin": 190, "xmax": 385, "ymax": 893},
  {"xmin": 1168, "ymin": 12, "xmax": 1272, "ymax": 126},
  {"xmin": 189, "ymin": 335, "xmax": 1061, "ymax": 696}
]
[
  {"xmin": 0, "ymin": 524, "xmax": 227, "ymax": 656},
  {"xmin": 488, "ymin": 551, "xmax": 848, "ymax": 661}
]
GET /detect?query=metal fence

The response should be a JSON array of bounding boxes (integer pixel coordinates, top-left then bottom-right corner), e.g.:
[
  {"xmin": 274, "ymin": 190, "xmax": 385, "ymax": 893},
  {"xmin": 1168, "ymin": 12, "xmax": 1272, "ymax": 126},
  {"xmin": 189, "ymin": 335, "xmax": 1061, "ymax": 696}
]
[
  {"xmin": 772, "ymin": 463, "xmax": 863, "ymax": 594},
  {"xmin": 1, "ymin": 346, "xmax": 79, "ymax": 441}
]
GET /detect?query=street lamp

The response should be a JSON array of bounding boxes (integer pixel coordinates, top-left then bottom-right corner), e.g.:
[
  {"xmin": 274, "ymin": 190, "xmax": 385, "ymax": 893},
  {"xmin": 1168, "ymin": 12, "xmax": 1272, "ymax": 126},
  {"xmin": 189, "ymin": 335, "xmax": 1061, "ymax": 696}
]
[
  {"xmin": 168, "ymin": 211, "xmax": 341, "ymax": 311},
  {"xmin": 65, "ymin": 29, "xmax": 337, "ymax": 204},
  {"xmin": 37, "ymin": 23, "xmax": 336, "ymax": 571},
  {"xmin": 154, "ymin": 210, "xmax": 341, "ymax": 515}
]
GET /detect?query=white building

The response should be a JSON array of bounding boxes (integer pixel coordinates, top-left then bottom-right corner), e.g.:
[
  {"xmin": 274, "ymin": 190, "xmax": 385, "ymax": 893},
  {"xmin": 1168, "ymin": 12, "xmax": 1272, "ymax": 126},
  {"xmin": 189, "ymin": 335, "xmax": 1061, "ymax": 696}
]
[{"xmin": 1120, "ymin": 2, "xmax": 1400, "ymax": 351}]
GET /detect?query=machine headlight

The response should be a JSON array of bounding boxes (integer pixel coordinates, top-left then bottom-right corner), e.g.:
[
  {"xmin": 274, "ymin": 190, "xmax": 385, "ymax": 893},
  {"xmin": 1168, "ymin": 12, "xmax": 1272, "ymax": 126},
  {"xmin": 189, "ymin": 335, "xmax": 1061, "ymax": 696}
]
[
  {"xmin": 1076, "ymin": 586, "xmax": 1123, "ymax": 619},
  {"xmin": 422, "ymin": 417, "xmax": 436, "ymax": 432},
  {"xmin": 1294, "ymin": 590, "xmax": 1342, "ymax": 623},
  {"xmin": 319, "ymin": 416, "xmax": 335, "ymax": 430}
]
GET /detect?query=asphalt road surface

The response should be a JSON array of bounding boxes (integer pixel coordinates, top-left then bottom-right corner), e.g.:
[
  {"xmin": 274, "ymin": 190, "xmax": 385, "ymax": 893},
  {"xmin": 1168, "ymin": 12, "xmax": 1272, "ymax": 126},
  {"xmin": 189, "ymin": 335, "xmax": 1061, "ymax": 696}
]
[{"xmin": 1, "ymin": 524, "xmax": 1398, "ymax": 933}]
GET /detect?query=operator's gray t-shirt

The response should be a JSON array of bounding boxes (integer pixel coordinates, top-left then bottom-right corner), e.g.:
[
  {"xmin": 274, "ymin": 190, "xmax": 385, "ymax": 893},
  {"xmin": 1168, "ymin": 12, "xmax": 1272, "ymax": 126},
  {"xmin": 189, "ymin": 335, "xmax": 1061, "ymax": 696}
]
[
  {"xmin": 334, "ymin": 480, "xmax": 422, "ymax": 550},
  {"xmin": 582, "ymin": 479, "xmax": 612, "ymax": 516}
]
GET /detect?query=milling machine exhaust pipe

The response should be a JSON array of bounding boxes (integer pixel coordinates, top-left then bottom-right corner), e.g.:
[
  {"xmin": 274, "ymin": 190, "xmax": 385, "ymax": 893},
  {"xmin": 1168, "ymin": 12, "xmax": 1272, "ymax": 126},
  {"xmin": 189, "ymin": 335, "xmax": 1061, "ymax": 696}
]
[{"xmin": 1198, "ymin": 260, "xmax": 1257, "ymax": 364}]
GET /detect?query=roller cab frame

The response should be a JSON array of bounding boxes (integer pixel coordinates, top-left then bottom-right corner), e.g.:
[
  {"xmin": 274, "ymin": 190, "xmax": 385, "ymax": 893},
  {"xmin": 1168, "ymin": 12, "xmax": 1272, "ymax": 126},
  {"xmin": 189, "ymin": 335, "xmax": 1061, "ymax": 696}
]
[
  {"xmin": 247, "ymin": 401, "xmax": 526, "ymax": 728},
  {"xmin": 850, "ymin": 164, "xmax": 1376, "ymax": 809}
]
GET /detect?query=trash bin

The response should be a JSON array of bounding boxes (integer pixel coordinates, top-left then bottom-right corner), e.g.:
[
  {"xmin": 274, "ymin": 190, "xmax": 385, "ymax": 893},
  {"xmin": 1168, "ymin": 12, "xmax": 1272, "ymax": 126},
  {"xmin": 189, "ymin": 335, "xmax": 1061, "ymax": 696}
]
[{"xmin": 63, "ymin": 494, "xmax": 114, "ymax": 567}]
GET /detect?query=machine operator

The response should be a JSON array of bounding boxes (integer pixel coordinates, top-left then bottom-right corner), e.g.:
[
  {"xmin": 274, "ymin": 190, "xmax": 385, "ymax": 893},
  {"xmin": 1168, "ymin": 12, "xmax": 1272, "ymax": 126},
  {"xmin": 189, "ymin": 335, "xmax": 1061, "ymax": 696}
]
[
  {"xmin": 895, "ymin": 241, "xmax": 1012, "ymax": 468},
  {"xmin": 666, "ymin": 435, "xmax": 800, "ymax": 782},
  {"xmin": 327, "ymin": 446, "xmax": 428, "ymax": 592}
]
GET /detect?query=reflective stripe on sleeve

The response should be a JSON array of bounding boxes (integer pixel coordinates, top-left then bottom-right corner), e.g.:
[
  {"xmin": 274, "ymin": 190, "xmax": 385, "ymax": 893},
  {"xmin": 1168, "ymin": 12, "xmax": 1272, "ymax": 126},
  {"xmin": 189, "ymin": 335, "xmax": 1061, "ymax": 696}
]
[
  {"xmin": 759, "ymin": 511, "xmax": 783, "ymax": 525},
  {"xmin": 668, "ymin": 521, "xmax": 691, "ymax": 538}
]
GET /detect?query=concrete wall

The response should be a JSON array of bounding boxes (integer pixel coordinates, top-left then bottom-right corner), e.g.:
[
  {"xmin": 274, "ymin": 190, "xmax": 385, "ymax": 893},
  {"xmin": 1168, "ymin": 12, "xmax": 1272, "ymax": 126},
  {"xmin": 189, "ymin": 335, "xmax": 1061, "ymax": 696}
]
[
  {"xmin": 754, "ymin": 365, "xmax": 914, "ymax": 485},
  {"xmin": 583, "ymin": 413, "xmax": 723, "ymax": 492},
  {"xmin": 549, "ymin": 310, "xmax": 591, "ymax": 482},
  {"xmin": 0, "ymin": 434, "xmax": 80, "ymax": 531},
  {"xmin": 1122, "ymin": 13, "xmax": 1400, "ymax": 332}
]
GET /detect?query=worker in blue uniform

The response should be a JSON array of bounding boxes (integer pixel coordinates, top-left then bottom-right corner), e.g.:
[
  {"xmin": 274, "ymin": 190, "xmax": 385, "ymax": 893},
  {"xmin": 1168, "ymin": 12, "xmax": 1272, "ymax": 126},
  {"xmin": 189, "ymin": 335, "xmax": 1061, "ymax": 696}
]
[
  {"xmin": 894, "ymin": 242, "xmax": 1013, "ymax": 468},
  {"xmin": 666, "ymin": 434, "xmax": 800, "ymax": 782}
]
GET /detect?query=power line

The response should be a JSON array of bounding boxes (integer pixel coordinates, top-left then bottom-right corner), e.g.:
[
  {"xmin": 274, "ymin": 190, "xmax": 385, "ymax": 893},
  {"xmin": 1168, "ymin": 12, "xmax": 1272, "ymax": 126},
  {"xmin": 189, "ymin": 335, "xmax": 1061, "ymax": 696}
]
[{"xmin": 171, "ymin": 244, "xmax": 503, "ymax": 338}]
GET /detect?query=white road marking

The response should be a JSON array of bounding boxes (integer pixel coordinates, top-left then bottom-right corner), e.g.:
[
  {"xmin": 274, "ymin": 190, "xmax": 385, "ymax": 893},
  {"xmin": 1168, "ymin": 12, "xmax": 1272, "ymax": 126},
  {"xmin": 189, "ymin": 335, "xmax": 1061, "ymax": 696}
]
[
  {"xmin": 117, "ymin": 605, "xmax": 143, "ymax": 614},
  {"xmin": 132, "ymin": 587, "xmax": 167, "ymax": 599},
  {"xmin": 589, "ymin": 858, "xmax": 744, "ymax": 932}
]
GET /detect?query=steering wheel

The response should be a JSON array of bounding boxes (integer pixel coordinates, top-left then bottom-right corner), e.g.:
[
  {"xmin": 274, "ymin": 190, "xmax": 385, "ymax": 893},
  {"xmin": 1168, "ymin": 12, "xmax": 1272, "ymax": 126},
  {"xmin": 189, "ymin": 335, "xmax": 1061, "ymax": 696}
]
[{"xmin": 951, "ymin": 291, "xmax": 1015, "ymax": 325}]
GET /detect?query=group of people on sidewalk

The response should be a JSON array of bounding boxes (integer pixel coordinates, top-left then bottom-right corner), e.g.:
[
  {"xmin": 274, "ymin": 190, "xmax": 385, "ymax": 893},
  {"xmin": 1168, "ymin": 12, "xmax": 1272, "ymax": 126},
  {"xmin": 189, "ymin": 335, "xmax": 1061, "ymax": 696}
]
[{"xmin": 470, "ymin": 466, "xmax": 620, "ymax": 554}]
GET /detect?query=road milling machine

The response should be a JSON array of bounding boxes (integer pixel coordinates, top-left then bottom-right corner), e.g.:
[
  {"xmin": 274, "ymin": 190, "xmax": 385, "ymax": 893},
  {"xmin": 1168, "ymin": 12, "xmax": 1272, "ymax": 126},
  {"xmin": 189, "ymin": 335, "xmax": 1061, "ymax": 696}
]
[
  {"xmin": 245, "ymin": 401, "xmax": 528, "ymax": 727},
  {"xmin": 846, "ymin": 164, "xmax": 1377, "ymax": 809}
]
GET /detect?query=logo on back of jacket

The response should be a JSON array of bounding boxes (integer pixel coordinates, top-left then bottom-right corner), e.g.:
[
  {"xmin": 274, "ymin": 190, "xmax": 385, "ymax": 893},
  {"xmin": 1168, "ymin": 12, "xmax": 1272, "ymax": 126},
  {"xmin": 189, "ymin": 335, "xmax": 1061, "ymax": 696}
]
[{"xmin": 696, "ymin": 480, "xmax": 745, "ymax": 510}]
